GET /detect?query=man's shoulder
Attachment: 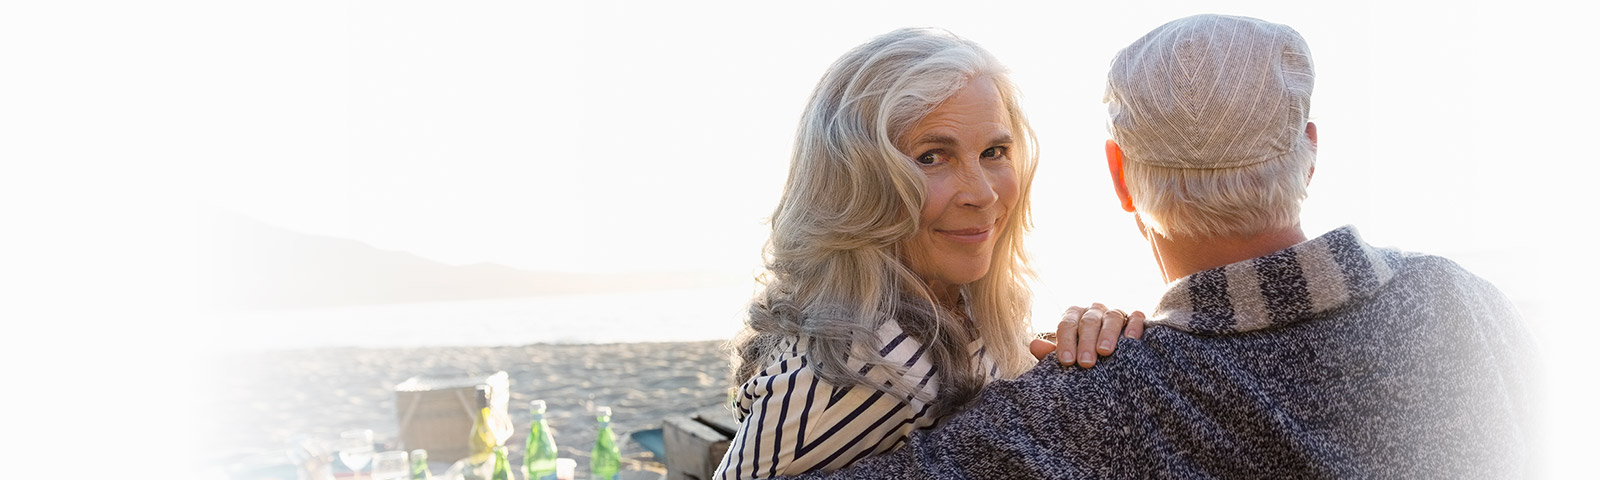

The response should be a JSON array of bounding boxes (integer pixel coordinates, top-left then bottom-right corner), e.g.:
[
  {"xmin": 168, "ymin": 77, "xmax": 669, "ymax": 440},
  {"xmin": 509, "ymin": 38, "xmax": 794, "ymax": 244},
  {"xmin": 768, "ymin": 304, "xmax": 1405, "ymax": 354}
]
[
  {"xmin": 1377, "ymin": 245, "xmax": 1498, "ymax": 288},
  {"xmin": 919, "ymin": 334, "xmax": 1211, "ymax": 474},
  {"xmin": 1373, "ymin": 247, "xmax": 1518, "ymax": 316},
  {"xmin": 983, "ymin": 336, "xmax": 1180, "ymax": 416}
]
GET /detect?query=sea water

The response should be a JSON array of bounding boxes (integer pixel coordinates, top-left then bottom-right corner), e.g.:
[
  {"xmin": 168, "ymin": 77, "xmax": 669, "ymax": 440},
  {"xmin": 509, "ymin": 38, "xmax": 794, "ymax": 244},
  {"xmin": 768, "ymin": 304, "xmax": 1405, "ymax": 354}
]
[{"xmin": 207, "ymin": 285, "xmax": 754, "ymax": 351}]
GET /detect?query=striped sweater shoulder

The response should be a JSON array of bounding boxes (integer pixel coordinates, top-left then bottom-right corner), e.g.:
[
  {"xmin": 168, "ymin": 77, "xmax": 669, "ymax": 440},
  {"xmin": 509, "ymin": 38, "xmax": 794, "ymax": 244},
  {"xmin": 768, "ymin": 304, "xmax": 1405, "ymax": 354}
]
[{"xmin": 714, "ymin": 320, "xmax": 998, "ymax": 479}]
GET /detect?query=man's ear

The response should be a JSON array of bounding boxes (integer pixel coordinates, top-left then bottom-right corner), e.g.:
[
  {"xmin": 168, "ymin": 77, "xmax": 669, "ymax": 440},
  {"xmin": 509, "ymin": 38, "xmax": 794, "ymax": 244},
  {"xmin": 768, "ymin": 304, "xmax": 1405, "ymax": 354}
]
[
  {"xmin": 1106, "ymin": 140, "xmax": 1135, "ymax": 212},
  {"xmin": 1305, "ymin": 122, "xmax": 1317, "ymax": 186}
]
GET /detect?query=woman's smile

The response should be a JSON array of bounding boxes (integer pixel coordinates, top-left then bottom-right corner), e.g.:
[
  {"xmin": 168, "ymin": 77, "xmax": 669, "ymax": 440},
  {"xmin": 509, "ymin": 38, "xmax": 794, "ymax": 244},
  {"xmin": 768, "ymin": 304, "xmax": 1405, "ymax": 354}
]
[{"xmin": 934, "ymin": 223, "xmax": 995, "ymax": 244}]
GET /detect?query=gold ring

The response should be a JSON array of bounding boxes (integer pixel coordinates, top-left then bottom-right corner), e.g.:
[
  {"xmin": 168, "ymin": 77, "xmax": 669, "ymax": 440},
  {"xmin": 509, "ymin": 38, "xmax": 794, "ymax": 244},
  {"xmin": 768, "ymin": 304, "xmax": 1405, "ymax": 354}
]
[{"xmin": 1035, "ymin": 332, "xmax": 1057, "ymax": 342}]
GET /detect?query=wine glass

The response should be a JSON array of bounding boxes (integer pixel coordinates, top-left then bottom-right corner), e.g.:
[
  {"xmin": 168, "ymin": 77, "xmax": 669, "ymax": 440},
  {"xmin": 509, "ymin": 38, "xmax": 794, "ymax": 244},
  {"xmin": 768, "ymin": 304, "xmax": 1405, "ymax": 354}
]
[
  {"xmin": 285, "ymin": 434, "xmax": 334, "ymax": 480},
  {"xmin": 338, "ymin": 429, "xmax": 375, "ymax": 478},
  {"xmin": 369, "ymin": 450, "xmax": 409, "ymax": 480}
]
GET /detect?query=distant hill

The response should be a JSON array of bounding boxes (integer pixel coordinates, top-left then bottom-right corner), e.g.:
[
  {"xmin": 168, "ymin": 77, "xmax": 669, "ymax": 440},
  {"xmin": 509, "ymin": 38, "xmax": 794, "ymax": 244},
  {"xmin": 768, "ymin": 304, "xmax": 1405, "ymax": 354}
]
[{"xmin": 199, "ymin": 213, "xmax": 749, "ymax": 310}]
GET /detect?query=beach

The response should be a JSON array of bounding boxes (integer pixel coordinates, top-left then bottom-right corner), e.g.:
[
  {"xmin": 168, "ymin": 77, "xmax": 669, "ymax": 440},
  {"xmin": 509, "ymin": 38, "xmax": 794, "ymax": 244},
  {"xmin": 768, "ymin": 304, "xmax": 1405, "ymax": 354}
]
[{"xmin": 203, "ymin": 340, "xmax": 734, "ymax": 478}]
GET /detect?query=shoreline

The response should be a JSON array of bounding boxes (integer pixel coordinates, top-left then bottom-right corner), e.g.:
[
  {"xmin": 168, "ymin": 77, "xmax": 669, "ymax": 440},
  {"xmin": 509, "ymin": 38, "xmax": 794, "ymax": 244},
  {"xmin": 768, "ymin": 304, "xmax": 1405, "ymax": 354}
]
[{"xmin": 203, "ymin": 340, "xmax": 734, "ymax": 478}]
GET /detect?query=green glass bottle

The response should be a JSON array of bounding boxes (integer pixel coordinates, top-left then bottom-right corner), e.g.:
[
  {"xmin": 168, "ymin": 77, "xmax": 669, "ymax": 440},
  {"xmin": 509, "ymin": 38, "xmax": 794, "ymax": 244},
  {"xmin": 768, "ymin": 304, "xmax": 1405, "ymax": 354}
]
[
  {"xmin": 591, "ymin": 406, "xmax": 622, "ymax": 480},
  {"xmin": 408, "ymin": 449, "xmax": 432, "ymax": 480},
  {"xmin": 523, "ymin": 400, "xmax": 559, "ymax": 480},
  {"xmin": 463, "ymin": 385, "xmax": 496, "ymax": 480},
  {"xmin": 489, "ymin": 446, "xmax": 512, "ymax": 480}
]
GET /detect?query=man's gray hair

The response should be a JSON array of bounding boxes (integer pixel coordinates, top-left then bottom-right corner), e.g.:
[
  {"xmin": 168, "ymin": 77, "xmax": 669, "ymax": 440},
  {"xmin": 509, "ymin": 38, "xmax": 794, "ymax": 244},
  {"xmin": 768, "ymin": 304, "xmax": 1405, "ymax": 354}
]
[
  {"xmin": 1105, "ymin": 14, "xmax": 1316, "ymax": 238},
  {"xmin": 1124, "ymin": 138, "xmax": 1314, "ymax": 238}
]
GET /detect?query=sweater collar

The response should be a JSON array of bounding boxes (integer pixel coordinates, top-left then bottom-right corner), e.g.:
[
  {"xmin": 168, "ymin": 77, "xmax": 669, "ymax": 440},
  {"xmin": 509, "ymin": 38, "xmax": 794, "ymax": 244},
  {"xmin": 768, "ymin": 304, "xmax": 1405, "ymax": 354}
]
[{"xmin": 1150, "ymin": 226, "xmax": 1396, "ymax": 334}]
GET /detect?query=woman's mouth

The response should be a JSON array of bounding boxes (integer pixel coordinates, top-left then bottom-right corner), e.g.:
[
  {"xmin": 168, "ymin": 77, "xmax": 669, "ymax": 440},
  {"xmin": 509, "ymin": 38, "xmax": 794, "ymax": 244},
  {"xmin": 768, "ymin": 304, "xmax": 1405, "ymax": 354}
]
[{"xmin": 936, "ymin": 224, "xmax": 993, "ymax": 244}]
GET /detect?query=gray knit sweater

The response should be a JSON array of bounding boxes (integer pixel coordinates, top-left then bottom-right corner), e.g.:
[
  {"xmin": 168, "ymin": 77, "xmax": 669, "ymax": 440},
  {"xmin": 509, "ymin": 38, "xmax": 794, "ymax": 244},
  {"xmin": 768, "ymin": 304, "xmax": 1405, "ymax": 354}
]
[{"xmin": 797, "ymin": 226, "xmax": 1533, "ymax": 479}]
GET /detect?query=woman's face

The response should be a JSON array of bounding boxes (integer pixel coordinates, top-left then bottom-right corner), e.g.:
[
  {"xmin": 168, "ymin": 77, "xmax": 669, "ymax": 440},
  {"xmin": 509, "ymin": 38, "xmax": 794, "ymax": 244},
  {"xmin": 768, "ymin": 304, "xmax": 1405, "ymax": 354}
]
[{"xmin": 897, "ymin": 76, "xmax": 1020, "ymax": 305}]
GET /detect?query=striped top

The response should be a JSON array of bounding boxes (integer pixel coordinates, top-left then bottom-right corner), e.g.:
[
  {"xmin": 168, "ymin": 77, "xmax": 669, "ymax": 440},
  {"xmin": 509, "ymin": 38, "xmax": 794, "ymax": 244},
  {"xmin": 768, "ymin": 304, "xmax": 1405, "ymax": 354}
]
[{"xmin": 713, "ymin": 318, "xmax": 1001, "ymax": 479}]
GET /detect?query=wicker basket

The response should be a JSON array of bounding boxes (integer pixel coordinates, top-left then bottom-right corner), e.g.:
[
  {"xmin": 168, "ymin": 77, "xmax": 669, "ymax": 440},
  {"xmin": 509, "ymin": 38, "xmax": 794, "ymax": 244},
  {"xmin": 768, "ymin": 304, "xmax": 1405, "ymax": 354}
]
[{"xmin": 393, "ymin": 371, "xmax": 509, "ymax": 463}]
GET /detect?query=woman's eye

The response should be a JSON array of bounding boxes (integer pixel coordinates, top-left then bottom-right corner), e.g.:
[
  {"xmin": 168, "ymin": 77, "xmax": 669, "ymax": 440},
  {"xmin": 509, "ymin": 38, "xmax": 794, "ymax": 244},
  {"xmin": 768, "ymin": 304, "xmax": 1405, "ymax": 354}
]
[
  {"xmin": 982, "ymin": 146, "xmax": 1008, "ymax": 159},
  {"xmin": 916, "ymin": 151, "xmax": 941, "ymax": 165}
]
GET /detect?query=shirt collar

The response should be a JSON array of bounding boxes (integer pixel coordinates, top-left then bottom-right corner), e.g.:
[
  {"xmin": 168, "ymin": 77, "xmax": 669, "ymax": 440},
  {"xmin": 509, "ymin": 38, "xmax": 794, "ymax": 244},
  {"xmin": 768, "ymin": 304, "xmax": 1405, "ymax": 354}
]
[{"xmin": 1150, "ymin": 226, "xmax": 1397, "ymax": 334}]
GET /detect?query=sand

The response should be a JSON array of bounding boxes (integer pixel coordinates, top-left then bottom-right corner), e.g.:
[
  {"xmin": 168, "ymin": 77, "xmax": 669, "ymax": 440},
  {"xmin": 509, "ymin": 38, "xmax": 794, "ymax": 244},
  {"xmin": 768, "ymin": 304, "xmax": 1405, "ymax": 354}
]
[{"xmin": 202, "ymin": 340, "xmax": 735, "ymax": 479}]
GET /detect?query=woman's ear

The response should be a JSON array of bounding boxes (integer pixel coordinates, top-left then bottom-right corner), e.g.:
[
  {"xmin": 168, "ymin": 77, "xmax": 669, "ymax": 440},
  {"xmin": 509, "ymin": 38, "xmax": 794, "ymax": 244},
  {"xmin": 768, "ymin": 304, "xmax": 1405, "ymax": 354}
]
[{"xmin": 1106, "ymin": 140, "xmax": 1135, "ymax": 213}]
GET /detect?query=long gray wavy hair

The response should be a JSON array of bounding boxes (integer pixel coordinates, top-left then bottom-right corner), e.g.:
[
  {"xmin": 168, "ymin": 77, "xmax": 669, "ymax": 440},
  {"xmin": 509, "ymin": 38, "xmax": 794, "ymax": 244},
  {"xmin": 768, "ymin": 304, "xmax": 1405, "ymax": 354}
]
[{"xmin": 729, "ymin": 28, "xmax": 1037, "ymax": 417}]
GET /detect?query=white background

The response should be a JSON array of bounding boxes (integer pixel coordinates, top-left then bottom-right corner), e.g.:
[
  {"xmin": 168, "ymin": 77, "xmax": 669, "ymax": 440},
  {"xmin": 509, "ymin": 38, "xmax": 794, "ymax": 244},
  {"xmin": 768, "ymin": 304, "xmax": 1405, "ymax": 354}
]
[{"xmin": 2, "ymin": 1, "xmax": 1594, "ymax": 477}]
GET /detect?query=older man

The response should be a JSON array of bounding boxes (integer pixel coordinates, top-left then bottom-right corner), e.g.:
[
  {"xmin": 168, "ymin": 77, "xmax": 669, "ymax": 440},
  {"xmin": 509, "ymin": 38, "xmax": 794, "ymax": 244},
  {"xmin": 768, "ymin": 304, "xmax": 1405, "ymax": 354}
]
[{"xmin": 799, "ymin": 14, "xmax": 1533, "ymax": 479}]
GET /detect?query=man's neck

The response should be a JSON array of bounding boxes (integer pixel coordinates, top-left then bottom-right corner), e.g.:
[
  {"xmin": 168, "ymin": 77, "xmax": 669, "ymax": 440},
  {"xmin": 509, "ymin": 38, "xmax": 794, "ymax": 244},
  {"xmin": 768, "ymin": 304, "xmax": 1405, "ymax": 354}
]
[{"xmin": 1149, "ymin": 225, "xmax": 1308, "ymax": 283}]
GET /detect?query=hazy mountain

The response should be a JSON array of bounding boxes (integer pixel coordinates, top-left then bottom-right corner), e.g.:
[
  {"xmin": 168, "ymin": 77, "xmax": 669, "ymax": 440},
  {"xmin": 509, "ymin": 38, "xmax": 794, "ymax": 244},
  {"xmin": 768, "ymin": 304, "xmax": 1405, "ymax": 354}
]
[{"xmin": 200, "ymin": 213, "xmax": 749, "ymax": 310}]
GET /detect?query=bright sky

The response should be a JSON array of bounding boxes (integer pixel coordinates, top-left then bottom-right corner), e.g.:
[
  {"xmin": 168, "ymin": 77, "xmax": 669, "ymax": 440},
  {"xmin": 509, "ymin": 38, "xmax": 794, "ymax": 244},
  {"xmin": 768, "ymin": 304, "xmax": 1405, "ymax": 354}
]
[
  {"xmin": 195, "ymin": 1, "xmax": 1587, "ymax": 315},
  {"xmin": 6, "ymin": 0, "xmax": 1594, "ymax": 476},
  {"xmin": 193, "ymin": 5, "xmax": 1595, "ymax": 465}
]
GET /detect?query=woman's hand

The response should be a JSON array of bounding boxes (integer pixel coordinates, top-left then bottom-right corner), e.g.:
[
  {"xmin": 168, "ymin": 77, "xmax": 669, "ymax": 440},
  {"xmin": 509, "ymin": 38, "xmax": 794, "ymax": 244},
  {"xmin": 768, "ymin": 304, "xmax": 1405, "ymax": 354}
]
[{"xmin": 1029, "ymin": 303, "xmax": 1145, "ymax": 367}]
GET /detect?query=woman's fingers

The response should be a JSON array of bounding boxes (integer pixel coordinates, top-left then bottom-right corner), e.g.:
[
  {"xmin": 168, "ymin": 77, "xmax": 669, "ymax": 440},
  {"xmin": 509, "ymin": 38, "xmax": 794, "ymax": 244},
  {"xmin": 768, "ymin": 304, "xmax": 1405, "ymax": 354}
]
[
  {"xmin": 1125, "ymin": 310, "xmax": 1147, "ymax": 339},
  {"xmin": 1076, "ymin": 303, "xmax": 1107, "ymax": 367},
  {"xmin": 1057, "ymin": 304, "xmax": 1146, "ymax": 367},
  {"xmin": 1055, "ymin": 305, "xmax": 1084, "ymax": 366},
  {"xmin": 1096, "ymin": 309, "xmax": 1127, "ymax": 356},
  {"xmin": 1029, "ymin": 338, "xmax": 1056, "ymax": 361}
]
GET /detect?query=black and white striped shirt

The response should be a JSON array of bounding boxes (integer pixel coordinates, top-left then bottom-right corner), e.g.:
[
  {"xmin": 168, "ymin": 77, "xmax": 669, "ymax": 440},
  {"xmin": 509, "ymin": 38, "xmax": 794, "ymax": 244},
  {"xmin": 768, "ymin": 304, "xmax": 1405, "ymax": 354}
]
[{"xmin": 714, "ymin": 319, "xmax": 1000, "ymax": 479}]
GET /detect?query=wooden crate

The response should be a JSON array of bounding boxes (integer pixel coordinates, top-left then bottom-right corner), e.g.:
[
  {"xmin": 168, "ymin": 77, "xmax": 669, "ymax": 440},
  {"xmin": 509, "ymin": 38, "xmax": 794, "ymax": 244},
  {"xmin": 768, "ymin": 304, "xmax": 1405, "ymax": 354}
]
[
  {"xmin": 393, "ymin": 371, "xmax": 509, "ymax": 463},
  {"xmin": 664, "ymin": 405, "xmax": 740, "ymax": 480}
]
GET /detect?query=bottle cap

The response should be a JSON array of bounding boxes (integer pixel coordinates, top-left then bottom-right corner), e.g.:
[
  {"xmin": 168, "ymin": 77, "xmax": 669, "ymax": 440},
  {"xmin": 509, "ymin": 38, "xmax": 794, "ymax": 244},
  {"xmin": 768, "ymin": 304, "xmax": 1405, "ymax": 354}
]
[
  {"xmin": 530, "ymin": 399, "xmax": 546, "ymax": 412},
  {"xmin": 597, "ymin": 406, "xmax": 611, "ymax": 418}
]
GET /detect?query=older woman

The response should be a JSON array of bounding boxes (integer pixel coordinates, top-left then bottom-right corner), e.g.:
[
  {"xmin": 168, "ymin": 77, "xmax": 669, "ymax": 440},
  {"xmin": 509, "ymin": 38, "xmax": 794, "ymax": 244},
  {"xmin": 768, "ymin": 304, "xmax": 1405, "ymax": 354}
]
[{"xmin": 715, "ymin": 28, "xmax": 1141, "ymax": 479}]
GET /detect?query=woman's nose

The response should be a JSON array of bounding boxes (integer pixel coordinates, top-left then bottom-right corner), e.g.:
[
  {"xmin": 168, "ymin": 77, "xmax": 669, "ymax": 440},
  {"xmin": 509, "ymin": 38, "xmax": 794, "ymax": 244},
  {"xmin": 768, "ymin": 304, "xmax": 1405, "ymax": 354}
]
[{"xmin": 955, "ymin": 161, "xmax": 999, "ymax": 208}]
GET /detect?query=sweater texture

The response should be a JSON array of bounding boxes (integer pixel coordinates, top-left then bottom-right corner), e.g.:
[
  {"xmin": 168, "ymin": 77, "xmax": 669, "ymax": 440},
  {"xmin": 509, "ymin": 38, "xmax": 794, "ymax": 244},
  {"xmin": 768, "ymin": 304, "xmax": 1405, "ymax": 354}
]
[{"xmin": 796, "ymin": 226, "xmax": 1533, "ymax": 479}]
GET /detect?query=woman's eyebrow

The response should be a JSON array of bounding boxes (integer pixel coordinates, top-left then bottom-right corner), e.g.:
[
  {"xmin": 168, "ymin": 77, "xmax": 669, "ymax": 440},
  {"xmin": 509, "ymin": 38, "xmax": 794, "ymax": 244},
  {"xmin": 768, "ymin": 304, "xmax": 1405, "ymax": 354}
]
[
  {"xmin": 910, "ymin": 131, "xmax": 1013, "ymax": 147},
  {"xmin": 910, "ymin": 133, "xmax": 959, "ymax": 147}
]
